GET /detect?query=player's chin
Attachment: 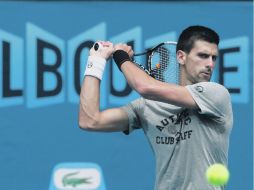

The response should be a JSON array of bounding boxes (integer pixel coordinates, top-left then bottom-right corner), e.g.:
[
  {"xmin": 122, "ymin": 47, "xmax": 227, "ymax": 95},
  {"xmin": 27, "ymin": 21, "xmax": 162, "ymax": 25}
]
[
  {"xmin": 197, "ymin": 76, "xmax": 211, "ymax": 83},
  {"xmin": 198, "ymin": 73, "xmax": 211, "ymax": 82}
]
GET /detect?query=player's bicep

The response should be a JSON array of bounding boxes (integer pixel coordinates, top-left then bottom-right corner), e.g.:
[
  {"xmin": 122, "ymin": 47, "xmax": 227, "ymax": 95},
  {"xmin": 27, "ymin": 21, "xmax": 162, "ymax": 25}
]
[
  {"xmin": 165, "ymin": 86, "xmax": 199, "ymax": 109},
  {"xmin": 172, "ymin": 86, "xmax": 199, "ymax": 109},
  {"xmin": 97, "ymin": 108, "xmax": 129, "ymax": 132}
]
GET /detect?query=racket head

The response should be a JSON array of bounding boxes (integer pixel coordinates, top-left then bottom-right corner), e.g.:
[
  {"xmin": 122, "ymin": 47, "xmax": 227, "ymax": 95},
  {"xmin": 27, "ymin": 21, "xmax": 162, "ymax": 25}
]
[{"xmin": 147, "ymin": 41, "xmax": 180, "ymax": 84}]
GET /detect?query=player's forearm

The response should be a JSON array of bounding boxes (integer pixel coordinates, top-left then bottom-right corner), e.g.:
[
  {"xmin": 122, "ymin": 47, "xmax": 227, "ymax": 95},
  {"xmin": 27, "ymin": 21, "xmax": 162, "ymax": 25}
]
[
  {"xmin": 121, "ymin": 61, "xmax": 155, "ymax": 95},
  {"xmin": 121, "ymin": 61, "xmax": 197, "ymax": 108},
  {"xmin": 79, "ymin": 41, "xmax": 114, "ymax": 130},
  {"xmin": 112, "ymin": 46, "xmax": 160, "ymax": 98},
  {"xmin": 79, "ymin": 76, "xmax": 101, "ymax": 130},
  {"xmin": 79, "ymin": 77, "xmax": 129, "ymax": 132}
]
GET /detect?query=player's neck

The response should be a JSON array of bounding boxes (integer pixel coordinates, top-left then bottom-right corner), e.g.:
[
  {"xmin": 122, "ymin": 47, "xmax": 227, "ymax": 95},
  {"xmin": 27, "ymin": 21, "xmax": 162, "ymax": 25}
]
[{"xmin": 180, "ymin": 69, "xmax": 190, "ymax": 86}]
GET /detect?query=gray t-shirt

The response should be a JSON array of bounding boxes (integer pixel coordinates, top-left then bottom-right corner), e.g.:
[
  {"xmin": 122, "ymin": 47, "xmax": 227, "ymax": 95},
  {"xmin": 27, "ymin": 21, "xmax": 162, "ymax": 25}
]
[{"xmin": 122, "ymin": 82, "xmax": 233, "ymax": 190}]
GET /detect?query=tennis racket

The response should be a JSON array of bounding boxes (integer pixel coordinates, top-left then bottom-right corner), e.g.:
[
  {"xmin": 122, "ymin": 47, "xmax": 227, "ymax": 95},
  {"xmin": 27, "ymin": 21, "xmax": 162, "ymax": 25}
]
[
  {"xmin": 93, "ymin": 41, "xmax": 180, "ymax": 84},
  {"xmin": 133, "ymin": 41, "xmax": 179, "ymax": 84}
]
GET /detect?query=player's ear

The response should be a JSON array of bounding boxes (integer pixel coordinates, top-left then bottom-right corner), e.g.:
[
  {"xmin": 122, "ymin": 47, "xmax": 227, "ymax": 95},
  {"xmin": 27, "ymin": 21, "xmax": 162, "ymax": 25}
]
[{"xmin": 177, "ymin": 50, "xmax": 186, "ymax": 65}]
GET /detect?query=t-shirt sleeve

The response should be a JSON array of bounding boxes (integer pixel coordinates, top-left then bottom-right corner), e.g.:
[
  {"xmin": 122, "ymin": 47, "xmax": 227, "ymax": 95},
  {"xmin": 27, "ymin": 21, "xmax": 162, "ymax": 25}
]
[
  {"xmin": 185, "ymin": 82, "xmax": 232, "ymax": 121},
  {"xmin": 120, "ymin": 98, "xmax": 144, "ymax": 135}
]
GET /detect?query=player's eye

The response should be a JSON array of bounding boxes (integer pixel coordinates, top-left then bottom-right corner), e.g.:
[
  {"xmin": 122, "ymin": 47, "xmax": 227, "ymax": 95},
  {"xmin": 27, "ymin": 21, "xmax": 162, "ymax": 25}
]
[
  {"xmin": 197, "ymin": 53, "xmax": 209, "ymax": 59},
  {"xmin": 212, "ymin": 56, "xmax": 217, "ymax": 62}
]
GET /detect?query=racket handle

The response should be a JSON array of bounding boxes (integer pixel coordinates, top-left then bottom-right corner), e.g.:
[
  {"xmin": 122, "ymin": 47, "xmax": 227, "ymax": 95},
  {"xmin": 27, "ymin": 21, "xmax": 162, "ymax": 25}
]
[
  {"xmin": 94, "ymin": 43, "xmax": 100, "ymax": 51},
  {"xmin": 93, "ymin": 42, "xmax": 111, "ymax": 51},
  {"xmin": 134, "ymin": 61, "xmax": 153, "ymax": 76}
]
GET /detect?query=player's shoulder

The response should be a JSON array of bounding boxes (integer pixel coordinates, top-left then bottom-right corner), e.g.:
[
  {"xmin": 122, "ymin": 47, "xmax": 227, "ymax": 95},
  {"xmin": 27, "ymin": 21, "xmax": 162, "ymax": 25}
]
[
  {"xmin": 192, "ymin": 82, "xmax": 229, "ymax": 93},
  {"xmin": 186, "ymin": 82, "xmax": 231, "ymax": 101}
]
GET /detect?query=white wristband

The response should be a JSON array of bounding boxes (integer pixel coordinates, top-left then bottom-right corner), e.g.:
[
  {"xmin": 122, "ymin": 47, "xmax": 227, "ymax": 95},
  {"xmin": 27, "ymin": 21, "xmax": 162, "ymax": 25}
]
[{"xmin": 84, "ymin": 56, "xmax": 107, "ymax": 80}]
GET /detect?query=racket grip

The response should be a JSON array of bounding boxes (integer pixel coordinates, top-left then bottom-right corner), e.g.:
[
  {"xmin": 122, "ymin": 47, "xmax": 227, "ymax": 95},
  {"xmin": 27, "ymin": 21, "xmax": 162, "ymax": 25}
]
[
  {"xmin": 149, "ymin": 70, "xmax": 155, "ymax": 78},
  {"xmin": 93, "ymin": 42, "xmax": 111, "ymax": 51},
  {"xmin": 94, "ymin": 43, "xmax": 101, "ymax": 51}
]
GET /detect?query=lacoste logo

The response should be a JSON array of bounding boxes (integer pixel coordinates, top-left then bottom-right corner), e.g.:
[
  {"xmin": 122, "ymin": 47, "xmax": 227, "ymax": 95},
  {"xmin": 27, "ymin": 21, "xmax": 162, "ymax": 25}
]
[
  {"xmin": 62, "ymin": 171, "xmax": 91, "ymax": 187},
  {"xmin": 54, "ymin": 168, "xmax": 101, "ymax": 189}
]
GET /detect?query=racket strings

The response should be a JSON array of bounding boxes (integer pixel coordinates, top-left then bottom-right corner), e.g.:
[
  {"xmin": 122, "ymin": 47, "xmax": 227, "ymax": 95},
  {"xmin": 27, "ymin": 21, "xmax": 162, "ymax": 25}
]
[{"xmin": 150, "ymin": 43, "xmax": 179, "ymax": 84}]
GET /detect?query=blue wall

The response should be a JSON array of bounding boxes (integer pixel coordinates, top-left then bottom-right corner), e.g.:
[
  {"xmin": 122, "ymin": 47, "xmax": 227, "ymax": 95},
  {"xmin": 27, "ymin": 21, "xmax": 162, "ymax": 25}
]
[{"xmin": 0, "ymin": 1, "xmax": 253, "ymax": 190}]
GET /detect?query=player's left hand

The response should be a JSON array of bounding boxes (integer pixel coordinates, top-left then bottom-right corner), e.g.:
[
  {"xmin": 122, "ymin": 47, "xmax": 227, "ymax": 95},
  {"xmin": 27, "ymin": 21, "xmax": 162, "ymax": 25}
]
[{"xmin": 114, "ymin": 43, "xmax": 134, "ymax": 58}]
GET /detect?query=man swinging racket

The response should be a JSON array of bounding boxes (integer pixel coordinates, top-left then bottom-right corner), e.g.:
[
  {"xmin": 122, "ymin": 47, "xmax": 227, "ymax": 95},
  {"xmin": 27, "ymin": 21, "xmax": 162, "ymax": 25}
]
[{"xmin": 79, "ymin": 25, "xmax": 233, "ymax": 190}]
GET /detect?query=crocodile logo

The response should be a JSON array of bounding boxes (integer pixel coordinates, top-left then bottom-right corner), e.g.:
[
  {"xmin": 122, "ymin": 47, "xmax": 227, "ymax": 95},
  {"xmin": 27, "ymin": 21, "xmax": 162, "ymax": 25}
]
[
  {"xmin": 62, "ymin": 171, "xmax": 91, "ymax": 187},
  {"xmin": 53, "ymin": 166, "xmax": 102, "ymax": 190}
]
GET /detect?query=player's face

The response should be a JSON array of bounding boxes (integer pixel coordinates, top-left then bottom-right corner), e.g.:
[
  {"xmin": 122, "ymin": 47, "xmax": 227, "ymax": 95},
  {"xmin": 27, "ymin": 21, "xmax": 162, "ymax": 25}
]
[{"xmin": 182, "ymin": 40, "xmax": 218, "ymax": 84}]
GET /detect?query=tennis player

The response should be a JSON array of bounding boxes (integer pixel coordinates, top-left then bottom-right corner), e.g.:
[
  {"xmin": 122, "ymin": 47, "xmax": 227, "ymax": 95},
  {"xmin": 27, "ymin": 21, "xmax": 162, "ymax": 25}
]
[{"xmin": 79, "ymin": 25, "xmax": 233, "ymax": 190}]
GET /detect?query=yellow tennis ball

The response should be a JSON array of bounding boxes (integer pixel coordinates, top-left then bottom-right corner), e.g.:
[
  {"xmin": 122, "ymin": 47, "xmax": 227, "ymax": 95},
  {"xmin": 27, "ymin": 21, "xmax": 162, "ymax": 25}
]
[{"xmin": 206, "ymin": 163, "xmax": 230, "ymax": 186}]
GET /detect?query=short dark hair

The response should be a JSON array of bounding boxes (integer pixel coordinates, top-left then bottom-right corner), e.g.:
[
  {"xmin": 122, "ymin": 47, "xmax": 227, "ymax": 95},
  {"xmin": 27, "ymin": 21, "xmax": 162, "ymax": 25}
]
[{"xmin": 176, "ymin": 25, "xmax": 220, "ymax": 53}]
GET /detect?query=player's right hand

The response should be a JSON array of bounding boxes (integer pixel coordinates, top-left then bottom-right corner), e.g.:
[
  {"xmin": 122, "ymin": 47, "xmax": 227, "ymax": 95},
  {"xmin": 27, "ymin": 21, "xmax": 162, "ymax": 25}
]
[{"xmin": 90, "ymin": 41, "xmax": 114, "ymax": 60}]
